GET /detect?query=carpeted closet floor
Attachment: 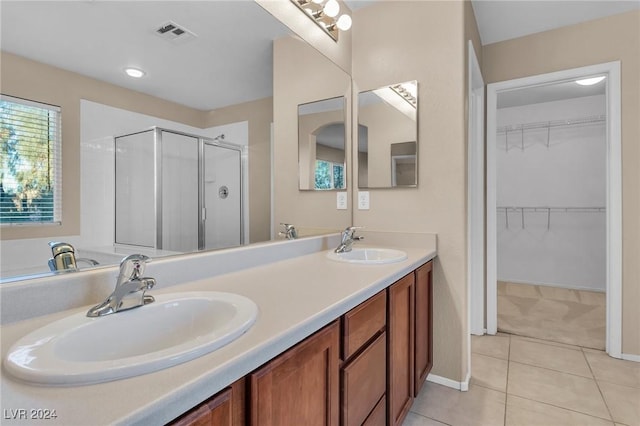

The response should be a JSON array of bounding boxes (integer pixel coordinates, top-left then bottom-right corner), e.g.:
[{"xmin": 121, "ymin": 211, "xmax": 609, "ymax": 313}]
[{"xmin": 497, "ymin": 281, "xmax": 606, "ymax": 350}]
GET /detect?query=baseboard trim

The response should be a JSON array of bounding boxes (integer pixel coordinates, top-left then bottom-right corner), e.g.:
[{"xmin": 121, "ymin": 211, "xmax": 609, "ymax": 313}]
[
  {"xmin": 427, "ymin": 373, "xmax": 469, "ymax": 391},
  {"xmin": 622, "ymin": 353, "xmax": 640, "ymax": 363}
]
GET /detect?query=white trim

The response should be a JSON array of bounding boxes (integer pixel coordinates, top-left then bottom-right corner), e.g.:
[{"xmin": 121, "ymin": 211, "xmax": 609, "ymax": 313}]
[
  {"xmin": 621, "ymin": 353, "xmax": 640, "ymax": 363},
  {"xmin": 605, "ymin": 62, "xmax": 622, "ymax": 359},
  {"xmin": 486, "ymin": 86, "xmax": 498, "ymax": 335},
  {"xmin": 485, "ymin": 61, "xmax": 623, "ymax": 357},
  {"xmin": 468, "ymin": 40, "xmax": 486, "ymax": 338},
  {"xmin": 427, "ymin": 373, "xmax": 469, "ymax": 391},
  {"xmin": 270, "ymin": 122, "xmax": 275, "ymax": 240}
]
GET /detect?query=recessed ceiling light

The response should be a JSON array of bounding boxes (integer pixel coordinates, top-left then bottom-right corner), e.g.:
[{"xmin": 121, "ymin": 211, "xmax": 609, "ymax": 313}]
[
  {"xmin": 575, "ymin": 76, "xmax": 605, "ymax": 86},
  {"xmin": 125, "ymin": 68, "xmax": 146, "ymax": 78}
]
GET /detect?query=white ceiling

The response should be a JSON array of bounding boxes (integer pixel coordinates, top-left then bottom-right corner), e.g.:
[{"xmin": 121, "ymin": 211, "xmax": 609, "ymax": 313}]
[
  {"xmin": 2, "ymin": 1, "xmax": 637, "ymax": 111},
  {"xmin": 0, "ymin": 1, "xmax": 291, "ymax": 111},
  {"xmin": 497, "ymin": 78, "xmax": 606, "ymax": 108},
  {"xmin": 471, "ymin": 0, "xmax": 640, "ymax": 45}
]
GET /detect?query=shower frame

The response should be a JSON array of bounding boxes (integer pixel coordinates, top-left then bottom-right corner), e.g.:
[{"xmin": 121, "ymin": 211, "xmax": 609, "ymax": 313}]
[{"xmin": 114, "ymin": 126, "xmax": 245, "ymax": 251}]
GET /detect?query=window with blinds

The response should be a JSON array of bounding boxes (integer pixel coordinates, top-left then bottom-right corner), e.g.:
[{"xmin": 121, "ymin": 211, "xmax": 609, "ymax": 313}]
[{"xmin": 0, "ymin": 95, "xmax": 62, "ymax": 225}]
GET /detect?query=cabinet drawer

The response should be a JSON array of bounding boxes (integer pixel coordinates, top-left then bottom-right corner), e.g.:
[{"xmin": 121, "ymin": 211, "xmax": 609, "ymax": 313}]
[
  {"xmin": 362, "ymin": 396, "xmax": 386, "ymax": 426},
  {"xmin": 341, "ymin": 332, "xmax": 386, "ymax": 426},
  {"xmin": 342, "ymin": 290, "xmax": 386, "ymax": 360}
]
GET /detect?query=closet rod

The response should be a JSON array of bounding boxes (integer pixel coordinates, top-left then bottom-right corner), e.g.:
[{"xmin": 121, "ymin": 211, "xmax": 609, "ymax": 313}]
[
  {"xmin": 496, "ymin": 206, "xmax": 606, "ymax": 212},
  {"xmin": 497, "ymin": 206, "xmax": 606, "ymax": 230},
  {"xmin": 497, "ymin": 114, "xmax": 606, "ymax": 134}
]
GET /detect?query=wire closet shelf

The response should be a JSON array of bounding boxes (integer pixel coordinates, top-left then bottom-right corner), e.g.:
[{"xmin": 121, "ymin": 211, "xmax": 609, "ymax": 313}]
[
  {"xmin": 497, "ymin": 114, "xmax": 606, "ymax": 151},
  {"xmin": 497, "ymin": 206, "xmax": 606, "ymax": 230}
]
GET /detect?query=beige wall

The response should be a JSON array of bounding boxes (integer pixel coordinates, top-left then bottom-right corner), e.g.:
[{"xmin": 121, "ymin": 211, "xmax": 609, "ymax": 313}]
[
  {"xmin": 205, "ymin": 98, "xmax": 273, "ymax": 243},
  {"xmin": 0, "ymin": 52, "xmax": 205, "ymax": 241},
  {"xmin": 273, "ymin": 36, "xmax": 352, "ymax": 233},
  {"xmin": 482, "ymin": 10, "xmax": 640, "ymax": 356},
  {"xmin": 353, "ymin": 1, "xmax": 473, "ymax": 382},
  {"xmin": 358, "ymin": 102, "xmax": 416, "ymax": 188}
]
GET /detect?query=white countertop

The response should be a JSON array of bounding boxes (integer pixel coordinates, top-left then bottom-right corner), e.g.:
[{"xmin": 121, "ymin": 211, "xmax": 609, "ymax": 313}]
[{"xmin": 0, "ymin": 236, "xmax": 436, "ymax": 425}]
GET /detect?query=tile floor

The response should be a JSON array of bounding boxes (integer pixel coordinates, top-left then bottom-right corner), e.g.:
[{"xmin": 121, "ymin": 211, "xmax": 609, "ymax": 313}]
[
  {"xmin": 404, "ymin": 333, "xmax": 640, "ymax": 426},
  {"xmin": 497, "ymin": 282, "xmax": 606, "ymax": 350}
]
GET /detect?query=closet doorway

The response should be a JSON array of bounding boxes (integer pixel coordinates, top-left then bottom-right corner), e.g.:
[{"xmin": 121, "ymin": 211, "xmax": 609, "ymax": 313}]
[{"xmin": 484, "ymin": 62, "xmax": 622, "ymax": 357}]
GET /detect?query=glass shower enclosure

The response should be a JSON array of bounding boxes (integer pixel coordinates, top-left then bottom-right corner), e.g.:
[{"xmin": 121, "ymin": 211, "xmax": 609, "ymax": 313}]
[{"xmin": 115, "ymin": 127, "xmax": 243, "ymax": 253}]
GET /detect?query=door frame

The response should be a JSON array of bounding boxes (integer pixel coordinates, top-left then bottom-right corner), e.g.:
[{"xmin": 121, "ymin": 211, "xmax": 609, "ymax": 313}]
[
  {"xmin": 467, "ymin": 40, "xmax": 485, "ymax": 338},
  {"xmin": 484, "ymin": 61, "xmax": 622, "ymax": 358}
]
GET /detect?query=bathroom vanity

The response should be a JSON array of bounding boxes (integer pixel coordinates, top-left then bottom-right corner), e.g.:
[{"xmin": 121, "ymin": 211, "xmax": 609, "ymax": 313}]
[
  {"xmin": 0, "ymin": 233, "xmax": 436, "ymax": 425},
  {"xmin": 170, "ymin": 261, "xmax": 433, "ymax": 426}
]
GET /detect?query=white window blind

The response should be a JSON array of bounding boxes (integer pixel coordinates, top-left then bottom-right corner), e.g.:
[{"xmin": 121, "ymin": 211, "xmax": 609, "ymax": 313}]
[{"xmin": 0, "ymin": 95, "xmax": 62, "ymax": 225}]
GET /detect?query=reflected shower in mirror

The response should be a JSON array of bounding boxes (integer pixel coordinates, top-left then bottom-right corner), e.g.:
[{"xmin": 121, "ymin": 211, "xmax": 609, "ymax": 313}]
[
  {"xmin": 115, "ymin": 128, "xmax": 243, "ymax": 253},
  {"xmin": 298, "ymin": 97, "xmax": 346, "ymax": 191},
  {"xmin": 358, "ymin": 81, "xmax": 418, "ymax": 188}
]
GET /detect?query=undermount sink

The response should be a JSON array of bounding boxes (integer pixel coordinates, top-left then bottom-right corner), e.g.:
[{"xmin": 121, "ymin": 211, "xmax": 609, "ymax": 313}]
[
  {"xmin": 327, "ymin": 248, "xmax": 408, "ymax": 264},
  {"xmin": 4, "ymin": 291, "xmax": 258, "ymax": 386}
]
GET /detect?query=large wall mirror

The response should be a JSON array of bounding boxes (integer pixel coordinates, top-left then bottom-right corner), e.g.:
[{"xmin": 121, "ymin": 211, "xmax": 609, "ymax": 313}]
[
  {"xmin": 358, "ymin": 81, "xmax": 418, "ymax": 188},
  {"xmin": 298, "ymin": 97, "xmax": 346, "ymax": 191},
  {"xmin": 0, "ymin": 1, "xmax": 351, "ymax": 283}
]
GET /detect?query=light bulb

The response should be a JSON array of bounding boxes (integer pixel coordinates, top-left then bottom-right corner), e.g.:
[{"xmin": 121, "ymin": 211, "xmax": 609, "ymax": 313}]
[
  {"xmin": 575, "ymin": 76, "xmax": 606, "ymax": 86},
  {"xmin": 336, "ymin": 14, "xmax": 352, "ymax": 31},
  {"xmin": 323, "ymin": 0, "xmax": 340, "ymax": 18},
  {"xmin": 125, "ymin": 68, "xmax": 145, "ymax": 78},
  {"xmin": 401, "ymin": 82, "xmax": 417, "ymax": 98}
]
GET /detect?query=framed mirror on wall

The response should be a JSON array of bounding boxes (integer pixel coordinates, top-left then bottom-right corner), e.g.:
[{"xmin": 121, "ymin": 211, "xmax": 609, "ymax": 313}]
[
  {"xmin": 298, "ymin": 96, "xmax": 347, "ymax": 191},
  {"xmin": 357, "ymin": 80, "xmax": 418, "ymax": 188}
]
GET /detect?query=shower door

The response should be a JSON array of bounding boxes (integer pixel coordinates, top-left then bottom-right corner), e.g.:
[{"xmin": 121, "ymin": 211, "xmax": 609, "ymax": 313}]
[
  {"xmin": 115, "ymin": 129, "xmax": 199, "ymax": 252},
  {"xmin": 202, "ymin": 142, "xmax": 242, "ymax": 250},
  {"xmin": 115, "ymin": 130, "xmax": 156, "ymax": 248},
  {"xmin": 160, "ymin": 130, "xmax": 199, "ymax": 252}
]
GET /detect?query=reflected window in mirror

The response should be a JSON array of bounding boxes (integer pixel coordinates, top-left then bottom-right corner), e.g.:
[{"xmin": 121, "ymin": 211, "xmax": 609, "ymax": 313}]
[
  {"xmin": 298, "ymin": 96, "xmax": 347, "ymax": 191},
  {"xmin": 0, "ymin": 95, "xmax": 62, "ymax": 225},
  {"xmin": 357, "ymin": 81, "xmax": 418, "ymax": 188}
]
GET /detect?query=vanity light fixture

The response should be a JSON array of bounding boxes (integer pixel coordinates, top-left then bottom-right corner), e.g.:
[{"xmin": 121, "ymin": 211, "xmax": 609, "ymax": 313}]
[
  {"xmin": 124, "ymin": 67, "xmax": 146, "ymax": 78},
  {"xmin": 390, "ymin": 81, "xmax": 418, "ymax": 107},
  {"xmin": 291, "ymin": 0, "xmax": 352, "ymax": 42},
  {"xmin": 575, "ymin": 76, "xmax": 606, "ymax": 86}
]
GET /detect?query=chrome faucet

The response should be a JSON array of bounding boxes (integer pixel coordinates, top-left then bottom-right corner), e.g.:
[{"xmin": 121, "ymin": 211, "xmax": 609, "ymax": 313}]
[
  {"xmin": 48, "ymin": 241, "xmax": 78, "ymax": 272},
  {"xmin": 279, "ymin": 223, "xmax": 298, "ymax": 240},
  {"xmin": 334, "ymin": 226, "xmax": 364, "ymax": 253},
  {"xmin": 48, "ymin": 242, "xmax": 99, "ymax": 272},
  {"xmin": 86, "ymin": 254, "xmax": 155, "ymax": 318}
]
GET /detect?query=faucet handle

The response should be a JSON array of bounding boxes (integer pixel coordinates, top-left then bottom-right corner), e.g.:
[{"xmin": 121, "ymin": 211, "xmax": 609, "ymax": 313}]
[
  {"xmin": 279, "ymin": 223, "xmax": 298, "ymax": 239},
  {"xmin": 49, "ymin": 241, "xmax": 75, "ymax": 255},
  {"xmin": 119, "ymin": 254, "xmax": 151, "ymax": 281},
  {"xmin": 344, "ymin": 226, "xmax": 363, "ymax": 237}
]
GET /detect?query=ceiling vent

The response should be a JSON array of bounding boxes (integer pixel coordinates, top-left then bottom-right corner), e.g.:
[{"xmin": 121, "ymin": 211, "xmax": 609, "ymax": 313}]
[{"xmin": 154, "ymin": 21, "xmax": 196, "ymax": 44}]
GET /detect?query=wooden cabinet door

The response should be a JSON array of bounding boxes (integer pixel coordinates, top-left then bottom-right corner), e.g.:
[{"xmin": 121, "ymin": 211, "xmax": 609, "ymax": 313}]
[
  {"xmin": 414, "ymin": 261, "xmax": 433, "ymax": 396},
  {"xmin": 170, "ymin": 377, "xmax": 245, "ymax": 426},
  {"xmin": 387, "ymin": 273, "xmax": 415, "ymax": 426},
  {"xmin": 249, "ymin": 321, "xmax": 340, "ymax": 426}
]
